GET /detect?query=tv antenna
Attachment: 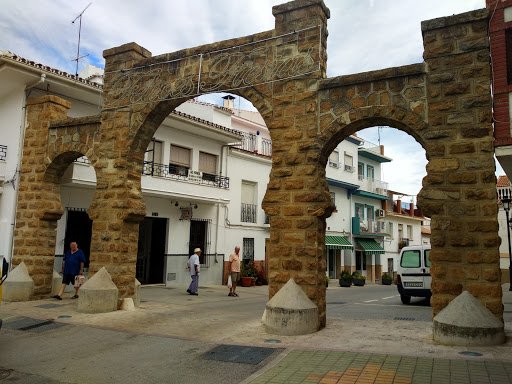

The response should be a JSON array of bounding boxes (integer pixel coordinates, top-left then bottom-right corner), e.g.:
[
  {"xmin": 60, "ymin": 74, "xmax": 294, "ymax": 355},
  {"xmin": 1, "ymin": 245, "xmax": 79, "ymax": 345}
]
[{"xmin": 71, "ymin": 2, "xmax": 92, "ymax": 77}]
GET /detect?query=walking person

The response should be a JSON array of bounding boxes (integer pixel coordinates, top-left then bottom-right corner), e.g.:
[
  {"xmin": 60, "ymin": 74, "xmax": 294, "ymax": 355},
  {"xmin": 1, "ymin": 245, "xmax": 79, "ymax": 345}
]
[
  {"xmin": 228, "ymin": 245, "xmax": 241, "ymax": 297},
  {"xmin": 186, "ymin": 248, "xmax": 201, "ymax": 296},
  {"xmin": 53, "ymin": 241, "xmax": 85, "ymax": 300}
]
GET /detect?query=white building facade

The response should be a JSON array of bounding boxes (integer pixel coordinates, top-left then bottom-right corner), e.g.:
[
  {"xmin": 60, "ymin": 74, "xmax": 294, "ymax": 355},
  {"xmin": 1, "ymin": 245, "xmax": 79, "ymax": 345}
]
[{"xmin": 1, "ymin": 51, "xmax": 427, "ymax": 287}]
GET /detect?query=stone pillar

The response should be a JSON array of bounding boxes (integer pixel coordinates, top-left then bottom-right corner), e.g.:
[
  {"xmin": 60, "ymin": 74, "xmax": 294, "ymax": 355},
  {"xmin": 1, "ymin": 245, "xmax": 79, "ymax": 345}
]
[
  {"xmin": 87, "ymin": 43, "xmax": 154, "ymax": 300},
  {"xmin": 12, "ymin": 95, "xmax": 69, "ymax": 298},
  {"xmin": 263, "ymin": 0, "xmax": 331, "ymax": 329},
  {"xmin": 420, "ymin": 9, "xmax": 503, "ymax": 319}
]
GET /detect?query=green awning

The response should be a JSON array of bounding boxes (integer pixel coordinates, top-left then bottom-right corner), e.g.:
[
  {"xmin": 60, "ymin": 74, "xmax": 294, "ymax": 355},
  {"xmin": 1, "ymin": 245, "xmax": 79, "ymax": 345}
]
[
  {"xmin": 356, "ymin": 238, "xmax": 385, "ymax": 254},
  {"xmin": 325, "ymin": 235, "xmax": 353, "ymax": 249}
]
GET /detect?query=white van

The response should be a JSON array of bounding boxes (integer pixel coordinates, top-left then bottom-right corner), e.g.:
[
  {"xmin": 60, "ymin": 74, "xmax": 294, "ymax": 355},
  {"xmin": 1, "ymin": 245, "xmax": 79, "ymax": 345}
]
[{"xmin": 396, "ymin": 245, "xmax": 431, "ymax": 304}]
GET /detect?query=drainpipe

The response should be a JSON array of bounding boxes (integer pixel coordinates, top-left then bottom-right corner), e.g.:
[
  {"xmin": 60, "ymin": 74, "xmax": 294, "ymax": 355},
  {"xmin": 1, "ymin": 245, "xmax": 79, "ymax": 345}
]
[{"xmin": 7, "ymin": 73, "xmax": 46, "ymax": 269}]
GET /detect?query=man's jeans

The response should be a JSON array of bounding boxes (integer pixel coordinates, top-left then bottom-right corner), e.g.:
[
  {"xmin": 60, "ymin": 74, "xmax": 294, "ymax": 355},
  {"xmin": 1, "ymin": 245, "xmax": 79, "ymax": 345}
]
[{"xmin": 188, "ymin": 274, "xmax": 199, "ymax": 294}]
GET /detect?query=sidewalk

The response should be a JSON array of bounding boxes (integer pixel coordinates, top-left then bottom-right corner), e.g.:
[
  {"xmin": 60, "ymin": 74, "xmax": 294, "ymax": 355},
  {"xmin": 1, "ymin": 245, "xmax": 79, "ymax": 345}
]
[{"xmin": 1, "ymin": 284, "xmax": 511, "ymax": 384}]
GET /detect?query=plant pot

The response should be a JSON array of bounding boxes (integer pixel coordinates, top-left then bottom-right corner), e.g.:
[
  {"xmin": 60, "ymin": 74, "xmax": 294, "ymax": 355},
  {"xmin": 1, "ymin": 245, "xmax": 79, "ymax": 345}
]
[
  {"xmin": 339, "ymin": 278, "xmax": 352, "ymax": 287},
  {"xmin": 240, "ymin": 276, "xmax": 253, "ymax": 287},
  {"xmin": 382, "ymin": 279, "xmax": 392, "ymax": 285},
  {"xmin": 353, "ymin": 278, "xmax": 365, "ymax": 286}
]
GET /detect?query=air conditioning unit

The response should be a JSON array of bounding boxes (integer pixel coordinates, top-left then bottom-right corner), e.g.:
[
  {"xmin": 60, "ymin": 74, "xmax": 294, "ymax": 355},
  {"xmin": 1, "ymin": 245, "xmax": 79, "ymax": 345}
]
[{"xmin": 376, "ymin": 209, "xmax": 385, "ymax": 217}]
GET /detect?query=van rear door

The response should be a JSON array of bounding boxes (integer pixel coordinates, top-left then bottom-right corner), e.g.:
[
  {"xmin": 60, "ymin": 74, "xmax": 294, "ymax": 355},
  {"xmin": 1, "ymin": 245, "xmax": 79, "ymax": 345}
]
[
  {"xmin": 400, "ymin": 248, "xmax": 425, "ymax": 290},
  {"xmin": 423, "ymin": 248, "xmax": 431, "ymax": 291}
]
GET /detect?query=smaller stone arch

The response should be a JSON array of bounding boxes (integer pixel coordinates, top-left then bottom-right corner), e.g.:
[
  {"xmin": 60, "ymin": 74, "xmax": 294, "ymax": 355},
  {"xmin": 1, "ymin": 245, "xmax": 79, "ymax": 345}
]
[{"xmin": 318, "ymin": 105, "xmax": 429, "ymax": 166}]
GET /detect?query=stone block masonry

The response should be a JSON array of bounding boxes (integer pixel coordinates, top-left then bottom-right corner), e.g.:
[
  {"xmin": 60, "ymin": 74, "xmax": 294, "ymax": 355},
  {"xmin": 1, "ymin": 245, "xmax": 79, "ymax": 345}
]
[{"xmin": 11, "ymin": 1, "xmax": 503, "ymax": 335}]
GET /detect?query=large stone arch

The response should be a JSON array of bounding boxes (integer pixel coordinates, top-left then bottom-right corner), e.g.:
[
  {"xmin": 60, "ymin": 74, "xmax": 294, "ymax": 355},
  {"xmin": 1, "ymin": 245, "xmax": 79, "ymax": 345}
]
[{"xmin": 12, "ymin": 0, "xmax": 501, "ymax": 332}]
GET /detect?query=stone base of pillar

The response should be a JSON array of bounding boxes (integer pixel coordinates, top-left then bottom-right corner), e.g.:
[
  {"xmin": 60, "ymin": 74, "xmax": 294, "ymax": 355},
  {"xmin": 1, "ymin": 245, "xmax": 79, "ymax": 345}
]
[
  {"xmin": 51, "ymin": 271, "xmax": 62, "ymax": 296},
  {"xmin": 262, "ymin": 278, "xmax": 319, "ymax": 336},
  {"xmin": 77, "ymin": 267, "xmax": 119, "ymax": 314},
  {"xmin": 133, "ymin": 279, "xmax": 141, "ymax": 307},
  {"xmin": 2, "ymin": 262, "xmax": 34, "ymax": 302},
  {"xmin": 433, "ymin": 291, "xmax": 505, "ymax": 346}
]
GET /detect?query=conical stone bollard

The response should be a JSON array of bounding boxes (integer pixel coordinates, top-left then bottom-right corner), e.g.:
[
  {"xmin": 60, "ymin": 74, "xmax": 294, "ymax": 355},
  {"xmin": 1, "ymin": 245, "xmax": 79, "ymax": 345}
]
[
  {"xmin": 262, "ymin": 278, "xmax": 319, "ymax": 335},
  {"xmin": 433, "ymin": 290, "xmax": 505, "ymax": 346},
  {"xmin": 77, "ymin": 267, "xmax": 119, "ymax": 313},
  {"xmin": 2, "ymin": 262, "xmax": 34, "ymax": 302}
]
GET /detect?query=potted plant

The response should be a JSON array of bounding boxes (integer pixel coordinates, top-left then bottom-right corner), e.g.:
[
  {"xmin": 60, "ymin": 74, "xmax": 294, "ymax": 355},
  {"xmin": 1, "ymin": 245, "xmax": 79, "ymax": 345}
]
[
  {"xmin": 381, "ymin": 272, "xmax": 393, "ymax": 285},
  {"xmin": 339, "ymin": 270, "xmax": 352, "ymax": 287},
  {"xmin": 352, "ymin": 271, "xmax": 366, "ymax": 286},
  {"xmin": 256, "ymin": 267, "xmax": 267, "ymax": 286},
  {"xmin": 240, "ymin": 260, "xmax": 257, "ymax": 287}
]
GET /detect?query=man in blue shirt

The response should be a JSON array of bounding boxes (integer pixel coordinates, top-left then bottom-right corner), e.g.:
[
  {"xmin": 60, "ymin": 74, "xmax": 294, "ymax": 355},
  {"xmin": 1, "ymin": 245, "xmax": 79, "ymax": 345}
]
[{"xmin": 53, "ymin": 241, "xmax": 85, "ymax": 300}]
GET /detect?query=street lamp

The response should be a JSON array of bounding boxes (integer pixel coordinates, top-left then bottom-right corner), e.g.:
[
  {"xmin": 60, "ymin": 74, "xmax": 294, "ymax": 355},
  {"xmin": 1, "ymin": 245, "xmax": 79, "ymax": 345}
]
[{"xmin": 500, "ymin": 192, "xmax": 512, "ymax": 291}]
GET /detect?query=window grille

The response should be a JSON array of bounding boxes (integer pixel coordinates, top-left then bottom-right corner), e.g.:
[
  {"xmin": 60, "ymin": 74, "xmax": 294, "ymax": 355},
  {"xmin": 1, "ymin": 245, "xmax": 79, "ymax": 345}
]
[{"xmin": 242, "ymin": 238, "xmax": 255, "ymax": 260}]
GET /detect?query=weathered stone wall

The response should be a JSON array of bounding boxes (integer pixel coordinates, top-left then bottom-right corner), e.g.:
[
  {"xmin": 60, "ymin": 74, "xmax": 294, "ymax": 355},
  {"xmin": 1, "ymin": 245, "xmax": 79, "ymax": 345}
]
[
  {"xmin": 420, "ymin": 9, "xmax": 501, "ymax": 317},
  {"xmin": 12, "ymin": 1, "xmax": 502, "ymax": 326},
  {"xmin": 13, "ymin": 96, "xmax": 70, "ymax": 298}
]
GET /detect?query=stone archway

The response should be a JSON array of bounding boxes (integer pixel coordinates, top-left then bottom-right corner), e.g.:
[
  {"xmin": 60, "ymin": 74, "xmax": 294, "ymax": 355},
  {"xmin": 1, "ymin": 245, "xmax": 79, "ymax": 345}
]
[{"xmin": 12, "ymin": 1, "xmax": 501, "ymax": 332}]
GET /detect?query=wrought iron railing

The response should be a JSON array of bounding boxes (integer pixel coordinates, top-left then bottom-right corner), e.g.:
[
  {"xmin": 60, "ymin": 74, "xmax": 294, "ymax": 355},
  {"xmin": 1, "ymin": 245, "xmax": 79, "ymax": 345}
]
[
  {"xmin": 0, "ymin": 145, "xmax": 7, "ymax": 161},
  {"xmin": 241, "ymin": 203, "xmax": 257, "ymax": 223},
  {"xmin": 142, "ymin": 161, "xmax": 229, "ymax": 189}
]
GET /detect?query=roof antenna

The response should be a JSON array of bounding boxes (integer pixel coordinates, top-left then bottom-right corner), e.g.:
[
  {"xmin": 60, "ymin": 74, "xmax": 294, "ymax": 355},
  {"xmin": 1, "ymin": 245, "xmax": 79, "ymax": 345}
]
[{"xmin": 71, "ymin": 2, "xmax": 92, "ymax": 77}]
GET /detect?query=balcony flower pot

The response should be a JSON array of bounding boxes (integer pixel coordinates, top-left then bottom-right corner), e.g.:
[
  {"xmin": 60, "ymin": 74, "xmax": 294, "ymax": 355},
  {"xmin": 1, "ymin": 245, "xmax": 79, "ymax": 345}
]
[{"xmin": 339, "ymin": 271, "xmax": 352, "ymax": 287}]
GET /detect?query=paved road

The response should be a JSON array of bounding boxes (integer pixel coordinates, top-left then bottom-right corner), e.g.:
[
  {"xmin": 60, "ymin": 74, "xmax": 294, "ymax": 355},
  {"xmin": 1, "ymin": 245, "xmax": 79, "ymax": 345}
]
[
  {"xmin": 327, "ymin": 283, "xmax": 432, "ymax": 322},
  {"xmin": 0, "ymin": 283, "xmax": 510, "ymax": 383}
]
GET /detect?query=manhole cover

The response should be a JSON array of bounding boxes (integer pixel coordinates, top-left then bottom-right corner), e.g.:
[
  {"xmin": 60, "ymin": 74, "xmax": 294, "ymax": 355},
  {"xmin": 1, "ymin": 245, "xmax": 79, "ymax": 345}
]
[
  {"xmin": 264, "ymin": 339, "xmax": 281, "ymax": 344},
  {"xmin": 2, "ymin": 316, "xmax": 65, "ymax": 333},
  {"xmin": 203, "ymin": 345, "xmax": 280, "ymax": 365},
  {"xmin": 327, "ymin": 301, "xmax": 346, "ymax": 305},
  {"xmin": 57, "ymin": 315, "xmax": 72, "ymax": 319},
  {"xmin": 459, "ymin": 351, "xmax": 483, "ymax": 357},
  {"xmin": 393, "ymin": 317, "xmax": 415, "ymax": 321}
]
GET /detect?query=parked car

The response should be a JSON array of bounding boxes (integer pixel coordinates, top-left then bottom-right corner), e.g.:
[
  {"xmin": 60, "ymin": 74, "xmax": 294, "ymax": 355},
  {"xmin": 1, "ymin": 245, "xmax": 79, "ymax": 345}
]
[{"xmin": 396, "ymin": 245, "xmax": 431, "ymax": 304}]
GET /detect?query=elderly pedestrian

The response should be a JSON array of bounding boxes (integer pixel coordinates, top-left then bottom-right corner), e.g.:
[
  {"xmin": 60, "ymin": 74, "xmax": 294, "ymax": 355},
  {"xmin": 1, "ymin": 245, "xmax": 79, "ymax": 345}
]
[
  {"xmin": 228, "ymin": 245, "xmax": 241, "ymax": 297},
  {"xmin": 186, "ymin": 248, "xmax": 201, "ymax": 296}
]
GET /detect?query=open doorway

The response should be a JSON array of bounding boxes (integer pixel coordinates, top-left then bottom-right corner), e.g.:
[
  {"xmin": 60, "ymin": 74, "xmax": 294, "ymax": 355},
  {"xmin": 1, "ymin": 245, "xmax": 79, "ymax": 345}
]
[
  {"xmin": 136, "ymin": 217, "xmax": 167, "ymax": 284},
  {"xmin": 64, "ymin": 208, "xmax": 93, "ymax": 269}
]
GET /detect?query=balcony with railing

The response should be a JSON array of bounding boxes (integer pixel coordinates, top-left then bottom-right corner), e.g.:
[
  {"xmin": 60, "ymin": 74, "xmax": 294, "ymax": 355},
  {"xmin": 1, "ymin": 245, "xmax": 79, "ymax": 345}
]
[
  {"xmin": 241, "ymin": 203, "xmax": 257, "ymax": 223},
  {"xmin": 261, "ymin": 138, "xmax": 272, "ymax": 157},
  {"xmin": 142, "ymin": 161, "xmax": 229, "ymax": 189},
  {"xmin": 357, "ymin": 175, "xmax": 388, "ymax": 196},
  {"xmin": 352, "ymin": 216, "xmax": 387, "ymax": 235},
  {"xmin": 398, "ymin": 237, "xmax": 410, "ymax": 250},
  {"xmin": 236, "ymin": 133, "xmax": 272, "ymax": 157}
]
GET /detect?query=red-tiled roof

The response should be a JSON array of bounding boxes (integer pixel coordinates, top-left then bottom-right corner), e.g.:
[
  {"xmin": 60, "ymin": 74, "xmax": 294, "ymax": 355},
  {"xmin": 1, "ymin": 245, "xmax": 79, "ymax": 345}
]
[
  {"xmin": 497, "ymin": 175, "xmax": 510, "ymax": 187},
  {"xmin": 0, "ymin": 50, "xmax": 102, "ymax": 89}
]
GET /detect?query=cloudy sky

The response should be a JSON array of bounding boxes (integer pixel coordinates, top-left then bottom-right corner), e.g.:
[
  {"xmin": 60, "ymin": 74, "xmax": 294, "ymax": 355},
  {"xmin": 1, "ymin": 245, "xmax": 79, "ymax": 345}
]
[{"xmin": 1, "ymin": 0, "xmax": 489, "ymax": 198}]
